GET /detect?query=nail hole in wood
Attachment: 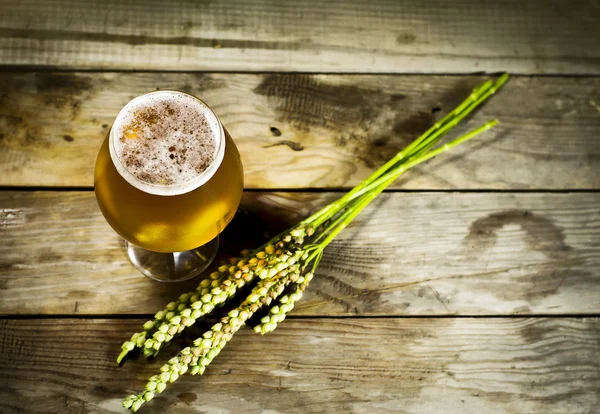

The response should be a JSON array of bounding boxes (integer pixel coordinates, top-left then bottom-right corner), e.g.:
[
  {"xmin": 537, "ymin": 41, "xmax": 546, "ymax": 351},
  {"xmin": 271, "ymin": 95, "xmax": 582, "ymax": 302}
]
[{"xmin": 270, "ymin": 126, "xmax": 282, "ymax": 137}]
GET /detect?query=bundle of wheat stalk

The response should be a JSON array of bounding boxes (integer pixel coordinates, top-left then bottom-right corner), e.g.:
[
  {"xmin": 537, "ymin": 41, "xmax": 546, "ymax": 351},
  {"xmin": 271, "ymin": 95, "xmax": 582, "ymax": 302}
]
[{"xmin": 120, "ymin": 74, "xmax": 509, "ymax": 411}]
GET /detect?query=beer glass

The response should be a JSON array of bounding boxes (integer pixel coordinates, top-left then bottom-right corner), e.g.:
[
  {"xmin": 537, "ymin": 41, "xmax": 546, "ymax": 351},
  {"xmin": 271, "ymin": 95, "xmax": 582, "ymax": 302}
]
[{"xmin": 94, "ymin": 91, "xmax": 243, "ymax": 282}]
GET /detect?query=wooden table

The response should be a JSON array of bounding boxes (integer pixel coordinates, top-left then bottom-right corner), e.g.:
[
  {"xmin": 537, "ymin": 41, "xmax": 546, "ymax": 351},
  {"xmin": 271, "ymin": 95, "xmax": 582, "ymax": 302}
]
[{"xmin": 1, "ymin": 1, "xmax": 599, "ymax": 413}]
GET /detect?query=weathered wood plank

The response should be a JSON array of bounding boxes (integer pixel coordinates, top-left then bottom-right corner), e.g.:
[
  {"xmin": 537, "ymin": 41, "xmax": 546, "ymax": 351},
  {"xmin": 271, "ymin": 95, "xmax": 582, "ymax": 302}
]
[
  {"xmin": 0, "ymin": 318, "xmax": 598, "ymax": 413},
  {"xmin": 1, "ymin": 0, "xmax": 599, "ymax": 74},
  {"xmin": 1, "ymin": 73, "xmax": 599, "ymax": 189},
  {"xmin": 1, "ymin": 191, "xmax": 599, "ymax": 316}
]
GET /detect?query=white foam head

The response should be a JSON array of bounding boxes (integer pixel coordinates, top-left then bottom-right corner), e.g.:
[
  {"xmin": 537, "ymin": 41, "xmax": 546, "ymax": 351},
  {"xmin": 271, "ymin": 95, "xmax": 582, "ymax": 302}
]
[{"xmin": 109, "ymin": 90, "xmax": 225, "ymax": 196}]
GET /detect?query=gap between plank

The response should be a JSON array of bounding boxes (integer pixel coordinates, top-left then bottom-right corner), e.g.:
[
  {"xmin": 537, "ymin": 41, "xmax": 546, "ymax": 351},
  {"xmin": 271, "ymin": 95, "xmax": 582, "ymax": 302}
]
[
  {"xmin": 1, "ymin": 314, "xmax": 598, "ymax": 320},
  {"xmin": 1, "ymin": 186, "xmax": 600, "ymax": 194},
  {"xmin": 0, "ymin": 66, "xmax": 600, "ymax": 78}
]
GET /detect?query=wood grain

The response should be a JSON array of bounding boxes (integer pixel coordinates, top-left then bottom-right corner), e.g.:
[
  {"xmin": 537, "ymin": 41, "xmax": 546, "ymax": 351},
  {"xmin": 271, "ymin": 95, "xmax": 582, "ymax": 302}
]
[
  {"xmin": 1, "ymin": 72, "xmax": 599, "ymax": 189},
  {"xmin": 1, "ymin": 191, "xmax": 599, "ymax": 316},
  {"xmin": 0, "ymin": 317, "xmax": 598, "ymax": 414},
  {"xmin": 1, "ymin": 0, "xmax": 599, "ymax": 74}
]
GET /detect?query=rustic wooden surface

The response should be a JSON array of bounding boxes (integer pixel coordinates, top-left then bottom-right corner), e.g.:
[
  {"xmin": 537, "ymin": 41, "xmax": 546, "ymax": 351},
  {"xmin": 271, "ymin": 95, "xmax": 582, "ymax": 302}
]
[
  {"xmin": 1, "ymin": 0, "xmax": 599, "ymax": 74},
  {"xmin": 1, "ymin": 73, "xmax": 599, "ymax": 189},
  {"xmin": 1, "ymin": 318, "xmax": 598, "ymax": 414},
  {"xmin": 1, "ymin": 1, "xmax": 600, "ymax": 413},
  {"xmin": 2, "ymin": 191, "xmax": 599, "ymax": 316}
]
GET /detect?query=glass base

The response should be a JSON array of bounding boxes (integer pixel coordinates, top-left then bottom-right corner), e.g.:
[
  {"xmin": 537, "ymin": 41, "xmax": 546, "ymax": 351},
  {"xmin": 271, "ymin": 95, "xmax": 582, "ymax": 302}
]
[{"xmin": 126, "ymin": 237, "xmax": 219, "ymax": 282}]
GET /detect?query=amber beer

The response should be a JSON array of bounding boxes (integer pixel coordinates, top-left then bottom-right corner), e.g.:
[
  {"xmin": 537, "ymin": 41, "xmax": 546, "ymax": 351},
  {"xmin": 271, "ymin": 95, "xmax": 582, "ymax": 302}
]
[{"xmin": 95, "ymin": 91, "xmax": 243, "ymax": 253}]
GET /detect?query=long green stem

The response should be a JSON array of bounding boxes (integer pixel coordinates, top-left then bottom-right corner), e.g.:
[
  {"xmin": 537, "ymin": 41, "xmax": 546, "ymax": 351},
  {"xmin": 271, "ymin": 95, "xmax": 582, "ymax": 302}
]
[
  {"xmin": 408, "ymin": 75, "xmax": 507, "ymax": 157},
  {"xmin": 343, "ymin": 120, "xmax": 499, "ymax": 204},
  {"xmin": 361, "ymin": 79, "xmax": 495, "ymax": 186},
  {"xmin": 313, "ymin": 198, "xmax": 363, "ymax": 243},
  {"xmin": 314, "ymin": 120, "xmax": 498, "ymax": 250},
  {"xmin": 304, "ymin": 74, "xmax": 508, "ymax": 230},
  {"xmin": 354, "ymin": 74, "xmax": 507, "ymax": 195},
  {"xmin": 316, "ymin": 189, "xmax": 381, "ymax": 250}
]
